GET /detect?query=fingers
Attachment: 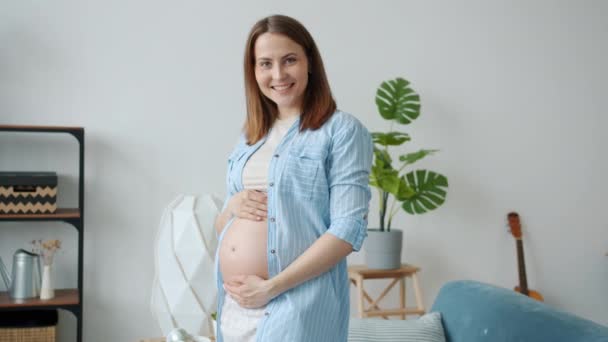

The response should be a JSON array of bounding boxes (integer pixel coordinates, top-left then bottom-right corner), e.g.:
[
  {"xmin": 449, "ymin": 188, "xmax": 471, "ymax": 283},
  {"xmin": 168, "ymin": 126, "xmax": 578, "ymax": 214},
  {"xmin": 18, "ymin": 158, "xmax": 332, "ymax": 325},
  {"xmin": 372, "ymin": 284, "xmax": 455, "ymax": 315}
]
[
  {"xmin": 238, "ymin": 190, "xmax": 267, "ymax": 220},
  {"xmin": 244, "ymin": 204, "xmax": 267, "ymax": 218},
  {"xmin": 252, "ymin": 201, "xmax": 268, "ymax": 212},
  {"xmin": 224, "ymin": 284, "xmax": 249, "ymax": 307},
  {"xmin": 241, "ymin": 189, "xmax": 266, "ymax": 202},
  {"xmin": 241, "ymin": 207, "xmax": 264, "ymax": 221},
  {"xmin": 225, "ymin": 275, "xmax": 246, "ymax": 286},
  {"xmin": 248, "ymin": 191, "xmax": 267, "ymax": 216},
  {"xmin": 231, "ymin": 275, "xmax": 247, "ymax": 284},
  {"xmin": 225, "ymin": 286, "xmax": 243, "ymax": 302},
  {"xmin": 223, "ymin": 283, "xmax": 235, "ymax": 293},
  {"xmin": 228, "ymin": 292, "xmax": 254, "ymax": 308},
  {"xmin": 247, "ymin": 190, "xmax": 268, "ymax": 204},
  {"xmin": 231, "ymin": 190, "xmax": 269, "ymax": 220},
  {"xmin": 224, "ymin": 282, "xmax": 266, "ymax": 308}
]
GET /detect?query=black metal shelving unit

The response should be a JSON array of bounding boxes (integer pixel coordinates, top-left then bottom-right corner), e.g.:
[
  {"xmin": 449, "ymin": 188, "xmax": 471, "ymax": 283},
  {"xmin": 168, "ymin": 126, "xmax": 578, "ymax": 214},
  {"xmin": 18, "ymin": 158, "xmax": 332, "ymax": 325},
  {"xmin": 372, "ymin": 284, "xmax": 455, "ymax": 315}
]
[{"xmin": 0, "ymin": 125, "xmax": 84, "ymax": 342}]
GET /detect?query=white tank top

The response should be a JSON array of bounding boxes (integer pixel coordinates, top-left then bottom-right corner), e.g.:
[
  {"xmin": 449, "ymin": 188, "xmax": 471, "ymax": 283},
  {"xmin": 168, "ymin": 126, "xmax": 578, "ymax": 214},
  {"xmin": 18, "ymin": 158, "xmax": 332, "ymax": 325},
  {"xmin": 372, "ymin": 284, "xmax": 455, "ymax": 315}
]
[{"xmin": 242, "ymin": 115, "xmax": 299, "ymax": 191}]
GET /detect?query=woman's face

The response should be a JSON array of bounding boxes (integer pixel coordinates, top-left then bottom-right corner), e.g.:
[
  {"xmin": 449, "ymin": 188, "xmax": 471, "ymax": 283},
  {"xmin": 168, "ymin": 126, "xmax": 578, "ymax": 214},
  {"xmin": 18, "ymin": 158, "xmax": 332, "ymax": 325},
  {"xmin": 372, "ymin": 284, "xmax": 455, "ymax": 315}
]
[{"xmin": 254, "ymin": 32, "xmax": 309, "ymax": 116}]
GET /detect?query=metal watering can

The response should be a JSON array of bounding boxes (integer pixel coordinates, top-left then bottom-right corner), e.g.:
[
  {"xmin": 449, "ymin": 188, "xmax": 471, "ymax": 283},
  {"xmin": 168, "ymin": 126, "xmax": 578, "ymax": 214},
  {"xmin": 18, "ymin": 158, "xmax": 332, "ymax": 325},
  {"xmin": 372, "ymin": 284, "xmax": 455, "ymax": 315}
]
[{"xmin": 0, "ymin": 249, "xmax": 42, "ymax": 299}]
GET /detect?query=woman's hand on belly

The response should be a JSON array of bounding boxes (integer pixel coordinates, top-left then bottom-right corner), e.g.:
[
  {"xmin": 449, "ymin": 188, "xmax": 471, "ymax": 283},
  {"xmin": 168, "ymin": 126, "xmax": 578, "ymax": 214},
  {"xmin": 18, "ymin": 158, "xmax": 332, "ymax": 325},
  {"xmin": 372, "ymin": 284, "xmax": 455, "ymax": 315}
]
[
  {"xmin": 224, "ymin": 274, "xmax": 278, "ymax": 309},
  {"xmin": 228, "ymin": 189, "xmax": 268, "ymax": 221}
]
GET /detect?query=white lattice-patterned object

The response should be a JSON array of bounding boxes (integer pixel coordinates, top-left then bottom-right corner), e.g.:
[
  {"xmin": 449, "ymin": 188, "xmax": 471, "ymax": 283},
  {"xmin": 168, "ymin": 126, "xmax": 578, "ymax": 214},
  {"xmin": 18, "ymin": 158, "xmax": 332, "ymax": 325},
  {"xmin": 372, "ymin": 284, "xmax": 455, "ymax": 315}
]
[{"xmin": 150, "ymin": 194, "xmax": 220, "ymax": 337}]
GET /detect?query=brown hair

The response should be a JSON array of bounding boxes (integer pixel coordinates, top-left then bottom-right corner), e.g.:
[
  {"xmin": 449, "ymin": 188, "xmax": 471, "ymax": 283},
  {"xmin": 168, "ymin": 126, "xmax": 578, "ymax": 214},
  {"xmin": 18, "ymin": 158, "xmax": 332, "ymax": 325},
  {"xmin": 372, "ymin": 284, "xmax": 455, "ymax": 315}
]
[{"xmin": 243, "ymin": 14, "xmax": 337, "ymax": 145}]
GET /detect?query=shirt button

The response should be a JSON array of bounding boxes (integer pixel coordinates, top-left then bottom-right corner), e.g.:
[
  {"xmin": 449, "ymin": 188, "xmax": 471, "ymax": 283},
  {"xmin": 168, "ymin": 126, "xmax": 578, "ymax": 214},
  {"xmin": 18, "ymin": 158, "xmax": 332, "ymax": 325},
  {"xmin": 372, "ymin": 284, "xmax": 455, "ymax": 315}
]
[
  {"xmin": 269, "ymin": 182, "xmax": 274, "ymax": 187},
  {"xmin": 274, "ymin": 154, "xmax": 279, "ymax": 158},
  {"xmin": 265, "ymin": 312, "xmax": 270, "ymax": 316},
  {"xmin": 271, "ymin": 249, "xmax": 276, "ymax": 254},
  {"xmin": 270, "ymin": 217, "xmax": 275, "ymax": 222}
]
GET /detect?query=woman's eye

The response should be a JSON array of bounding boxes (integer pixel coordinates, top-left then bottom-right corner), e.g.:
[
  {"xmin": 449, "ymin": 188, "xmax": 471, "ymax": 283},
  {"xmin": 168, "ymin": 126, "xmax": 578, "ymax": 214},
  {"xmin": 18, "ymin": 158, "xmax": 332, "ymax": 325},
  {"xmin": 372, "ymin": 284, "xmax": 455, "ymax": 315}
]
[
  {"xmin": 285, "ymin": 57, "xmax": 296, "ymax": 64},
  {"xmin": 259, "ymin": 61, "xmax": 271, "ymax": 68}
]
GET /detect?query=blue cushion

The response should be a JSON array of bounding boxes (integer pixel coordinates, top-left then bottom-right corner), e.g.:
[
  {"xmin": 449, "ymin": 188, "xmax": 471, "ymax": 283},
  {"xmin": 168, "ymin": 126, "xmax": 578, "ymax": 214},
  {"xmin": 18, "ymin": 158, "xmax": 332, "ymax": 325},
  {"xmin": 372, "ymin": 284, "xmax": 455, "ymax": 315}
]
[
  {"xmin": 431, "ymin": 280, "xmax": 608, "ymax": 342},
  {"xmin": 348, "ymin": 312, "xmax": 446, "ymax": 342}
]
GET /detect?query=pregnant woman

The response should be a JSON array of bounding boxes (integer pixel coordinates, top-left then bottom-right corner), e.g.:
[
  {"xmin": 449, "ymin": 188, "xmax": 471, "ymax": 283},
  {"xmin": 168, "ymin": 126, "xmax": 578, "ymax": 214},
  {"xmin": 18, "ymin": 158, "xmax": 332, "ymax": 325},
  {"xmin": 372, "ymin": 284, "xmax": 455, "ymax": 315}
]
[{"xmin": 213, "ymin": 14, "xmax": 373, "ymax": 342}]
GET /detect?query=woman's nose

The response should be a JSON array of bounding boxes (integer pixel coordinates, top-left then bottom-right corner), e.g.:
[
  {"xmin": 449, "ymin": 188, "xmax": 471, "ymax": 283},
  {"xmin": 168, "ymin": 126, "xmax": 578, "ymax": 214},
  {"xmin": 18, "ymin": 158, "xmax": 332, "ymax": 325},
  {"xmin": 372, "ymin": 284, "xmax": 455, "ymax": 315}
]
[{"xmin": 272, "ymin": 65, "xmax": 285, "ymax": 80}]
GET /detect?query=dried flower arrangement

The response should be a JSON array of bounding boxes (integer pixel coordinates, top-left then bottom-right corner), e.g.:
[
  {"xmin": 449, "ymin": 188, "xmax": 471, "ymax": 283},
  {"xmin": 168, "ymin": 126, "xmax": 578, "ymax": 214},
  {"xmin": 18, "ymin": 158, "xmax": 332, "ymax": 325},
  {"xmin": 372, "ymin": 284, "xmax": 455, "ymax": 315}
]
[{"xmin": 31, "ymin": 239, "xmax": 61, "ymax": 266}]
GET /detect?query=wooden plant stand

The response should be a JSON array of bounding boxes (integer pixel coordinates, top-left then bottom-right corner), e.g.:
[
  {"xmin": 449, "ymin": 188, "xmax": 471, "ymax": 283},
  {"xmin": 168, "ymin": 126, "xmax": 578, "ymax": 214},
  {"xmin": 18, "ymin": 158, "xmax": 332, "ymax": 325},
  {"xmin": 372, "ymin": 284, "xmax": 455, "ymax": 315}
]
[{"xmin": 348, "ymin": 264, "xmax": 425, "ymax": 319}]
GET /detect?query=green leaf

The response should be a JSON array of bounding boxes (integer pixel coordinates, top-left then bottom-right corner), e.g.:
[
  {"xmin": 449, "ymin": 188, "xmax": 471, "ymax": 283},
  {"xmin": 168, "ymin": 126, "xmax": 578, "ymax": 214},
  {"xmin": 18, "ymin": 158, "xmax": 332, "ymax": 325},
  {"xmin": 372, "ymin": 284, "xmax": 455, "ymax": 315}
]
[
  {"xmin": 401, "ymin": 170, "xmax": 448, "ymax": 215},
  {"xmin": 382, "ymin": 173, "xmax": 401, "ymax": 196},
  {"xmin": 398, "ymin": 149, "xmax": 439, "ymax": 166},
  {"xmin": 369, "ymin": 163, "xmax": 383, "ymax": 187},
  {"xmin": 373, "ymin": 147, "xmax": 392, "ymax": 167},
  {"xmin": 372, "ymin": 132, "xmax": 411, "ymax": 146},
  {"xmin": 369, "ymin": 164, "xmax": 381, "ymax": 187},
  {"xmin": 370, "ymin": 164, "xmax": 399, "ymax": 192},
  {"xmin": 396, "ymin": 177, "xmax": 416, "ymax": 201},
  {"xmin": 375, "ymin": 77, "xmax": 421, "ymax": 125},
  {"xmin": 376, "ymin": 88, "xmax": 395, "ymax": 121}
]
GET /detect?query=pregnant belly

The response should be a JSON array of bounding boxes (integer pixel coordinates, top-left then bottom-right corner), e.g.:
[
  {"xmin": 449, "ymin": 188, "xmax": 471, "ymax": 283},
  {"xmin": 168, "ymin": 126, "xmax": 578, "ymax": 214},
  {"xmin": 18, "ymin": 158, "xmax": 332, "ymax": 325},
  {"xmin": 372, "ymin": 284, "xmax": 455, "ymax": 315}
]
[{"xmin": 219, "ymin": 217, "xmax": 268, "ymax": 283}]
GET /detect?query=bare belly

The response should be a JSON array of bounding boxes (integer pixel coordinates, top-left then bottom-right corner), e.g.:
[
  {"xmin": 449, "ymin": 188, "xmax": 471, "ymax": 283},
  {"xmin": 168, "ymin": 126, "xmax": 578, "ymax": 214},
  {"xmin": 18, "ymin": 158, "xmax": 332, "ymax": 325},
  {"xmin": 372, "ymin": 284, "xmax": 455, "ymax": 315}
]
[{"xmin": 219, "ymin": 217, "xmax": 268, "ymax": 284}]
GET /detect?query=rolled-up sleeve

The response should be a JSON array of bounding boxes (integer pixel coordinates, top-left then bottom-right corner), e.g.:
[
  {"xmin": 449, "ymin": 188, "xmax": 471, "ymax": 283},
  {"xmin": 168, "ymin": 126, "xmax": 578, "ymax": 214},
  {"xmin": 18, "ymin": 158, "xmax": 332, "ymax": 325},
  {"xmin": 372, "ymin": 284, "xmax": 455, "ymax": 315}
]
[{"xmin": 325, "ymin": 119, "xmax": 373, "ymax": 251}]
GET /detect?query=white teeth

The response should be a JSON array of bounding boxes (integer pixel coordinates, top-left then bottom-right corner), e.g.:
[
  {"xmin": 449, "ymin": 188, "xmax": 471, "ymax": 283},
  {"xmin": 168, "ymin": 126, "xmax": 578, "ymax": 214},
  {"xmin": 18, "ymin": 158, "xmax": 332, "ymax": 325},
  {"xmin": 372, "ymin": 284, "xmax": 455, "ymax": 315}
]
[{"xmin": 273, "ymin": 84, "xmax": 292, "ymax": 90}]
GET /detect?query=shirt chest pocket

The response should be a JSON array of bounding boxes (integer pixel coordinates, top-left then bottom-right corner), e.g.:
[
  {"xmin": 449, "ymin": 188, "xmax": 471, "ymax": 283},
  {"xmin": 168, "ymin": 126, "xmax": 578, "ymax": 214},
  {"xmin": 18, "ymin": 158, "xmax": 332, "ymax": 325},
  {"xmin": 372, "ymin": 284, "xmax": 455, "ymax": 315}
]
[{"xmin": 281, "ymin": 145, "xmax": 327, "ymax": 200}]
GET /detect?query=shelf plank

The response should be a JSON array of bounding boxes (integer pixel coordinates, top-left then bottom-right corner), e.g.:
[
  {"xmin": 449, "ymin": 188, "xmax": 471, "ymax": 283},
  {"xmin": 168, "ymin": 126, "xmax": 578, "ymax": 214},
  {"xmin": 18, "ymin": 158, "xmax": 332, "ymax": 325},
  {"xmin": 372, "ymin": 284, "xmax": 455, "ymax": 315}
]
[
  {"xmin": 0, "ymin": 289, "xmax": 79, "ymax": 308},
  {"xmin": 348, "ymin": 264, "xmax": 420, "ymax": 279},
  {"xmin": 0, "ymin": 125, "xmax": 83, "ymax": 132},
  {"xmin": 0, "ymin": 208, "xmax": 80, "ymax": 221}
]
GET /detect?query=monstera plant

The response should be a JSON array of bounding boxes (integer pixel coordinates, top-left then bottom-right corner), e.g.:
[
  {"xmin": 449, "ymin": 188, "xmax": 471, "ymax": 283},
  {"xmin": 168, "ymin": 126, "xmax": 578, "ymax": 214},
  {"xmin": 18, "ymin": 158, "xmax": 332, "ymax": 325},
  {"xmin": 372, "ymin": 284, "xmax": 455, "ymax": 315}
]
[{"xmin": 365, "ymin": 77, "xmax": 448, "ymax": 268}]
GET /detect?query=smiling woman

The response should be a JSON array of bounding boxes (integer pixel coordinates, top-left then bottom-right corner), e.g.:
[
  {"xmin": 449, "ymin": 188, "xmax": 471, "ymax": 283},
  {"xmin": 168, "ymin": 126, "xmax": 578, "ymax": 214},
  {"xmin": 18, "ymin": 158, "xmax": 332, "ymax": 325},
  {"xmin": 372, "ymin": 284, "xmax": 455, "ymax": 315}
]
[
  {"xmin": 218, "ymin": 29, "xmax": 311, "ymax": 288},
  {"xmin": 213, "ymin": 14, "xmax": 373, "ymax": 342}
]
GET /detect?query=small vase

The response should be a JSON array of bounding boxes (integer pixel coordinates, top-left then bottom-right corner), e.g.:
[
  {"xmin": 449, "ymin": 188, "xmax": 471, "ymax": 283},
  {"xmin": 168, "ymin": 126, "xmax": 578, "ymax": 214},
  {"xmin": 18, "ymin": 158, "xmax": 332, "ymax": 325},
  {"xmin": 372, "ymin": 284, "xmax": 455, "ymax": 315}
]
[{"xmin": 40, "ymin": 264, "xmax": 55, "ymax": 300}]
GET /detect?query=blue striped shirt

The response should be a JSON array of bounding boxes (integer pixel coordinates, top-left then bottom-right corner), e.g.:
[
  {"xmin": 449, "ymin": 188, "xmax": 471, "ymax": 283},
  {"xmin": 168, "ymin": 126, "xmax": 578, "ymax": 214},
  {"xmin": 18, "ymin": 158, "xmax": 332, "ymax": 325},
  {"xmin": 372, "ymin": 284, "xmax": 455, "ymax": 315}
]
[{"xmin": 215, "ymin": 111, "xmax": 373, "ymax": 341}]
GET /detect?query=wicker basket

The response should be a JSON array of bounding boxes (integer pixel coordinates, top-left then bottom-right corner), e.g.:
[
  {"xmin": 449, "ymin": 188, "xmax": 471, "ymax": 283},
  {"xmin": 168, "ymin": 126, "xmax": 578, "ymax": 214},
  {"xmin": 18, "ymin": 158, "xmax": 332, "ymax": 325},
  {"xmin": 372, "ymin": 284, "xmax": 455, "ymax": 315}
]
[{"xmin": 0, "ymin": 325, "xmax": 56, "ymax": 342}]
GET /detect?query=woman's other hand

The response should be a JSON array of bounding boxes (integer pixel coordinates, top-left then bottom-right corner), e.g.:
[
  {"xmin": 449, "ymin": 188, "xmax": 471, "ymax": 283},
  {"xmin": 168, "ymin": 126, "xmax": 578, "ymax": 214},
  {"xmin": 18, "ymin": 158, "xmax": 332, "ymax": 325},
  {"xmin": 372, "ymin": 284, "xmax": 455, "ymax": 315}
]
[
  {"xmin": 228, "ymin": 190, "xmax": 268, "ymax": 221},
  {"xmin": 224, "ymin": 275, "xmax": 277, "ymax": 309}
]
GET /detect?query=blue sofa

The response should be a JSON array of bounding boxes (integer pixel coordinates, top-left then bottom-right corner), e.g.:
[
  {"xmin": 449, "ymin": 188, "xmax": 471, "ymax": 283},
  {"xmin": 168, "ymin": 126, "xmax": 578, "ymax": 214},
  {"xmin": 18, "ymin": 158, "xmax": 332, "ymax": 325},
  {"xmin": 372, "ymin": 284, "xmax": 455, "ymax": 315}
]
[{"xmin": 431, "ymin": 280, "xmax": 608, "ymax": 342}]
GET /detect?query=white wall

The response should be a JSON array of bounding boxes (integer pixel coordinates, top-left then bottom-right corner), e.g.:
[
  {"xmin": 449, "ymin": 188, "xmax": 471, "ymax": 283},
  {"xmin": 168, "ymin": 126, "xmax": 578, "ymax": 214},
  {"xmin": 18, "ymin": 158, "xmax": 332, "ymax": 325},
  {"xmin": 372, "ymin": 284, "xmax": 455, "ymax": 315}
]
[{"xmin": 1, "ymin": 1, "xmax": 607, "ymax": 341}]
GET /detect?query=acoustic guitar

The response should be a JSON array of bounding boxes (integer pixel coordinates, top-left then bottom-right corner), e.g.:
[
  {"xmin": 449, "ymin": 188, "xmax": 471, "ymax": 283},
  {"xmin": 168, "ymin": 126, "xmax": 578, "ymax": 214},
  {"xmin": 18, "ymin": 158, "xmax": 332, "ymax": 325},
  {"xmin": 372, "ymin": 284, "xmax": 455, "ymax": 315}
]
[{"xmin": 507, "ymin": 212, "xmax": 544, "ymax": 301}]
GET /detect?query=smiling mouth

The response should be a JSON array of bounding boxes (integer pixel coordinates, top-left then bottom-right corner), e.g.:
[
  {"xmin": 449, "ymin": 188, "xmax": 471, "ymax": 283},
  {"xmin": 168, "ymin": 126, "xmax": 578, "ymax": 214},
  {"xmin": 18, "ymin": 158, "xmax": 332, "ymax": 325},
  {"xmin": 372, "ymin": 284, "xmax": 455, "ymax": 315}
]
[{"xmin": 271, "ymin": 83, "xmax": 294, "ymax": 91}]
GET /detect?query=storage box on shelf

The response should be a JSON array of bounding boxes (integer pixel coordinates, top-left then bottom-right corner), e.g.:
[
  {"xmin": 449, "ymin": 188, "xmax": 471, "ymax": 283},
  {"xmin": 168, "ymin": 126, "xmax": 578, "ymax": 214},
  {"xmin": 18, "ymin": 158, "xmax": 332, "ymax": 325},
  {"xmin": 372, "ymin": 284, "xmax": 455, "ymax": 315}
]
[
  {"xmin": 0, "ymin": 309, "xmax": 58, "ymax": 342},
  {"xmin": 0, "ymin": 125, "xmax": 85, "ymax": 342},
  {"xmin": 0, "ymin": 172, "xmax": 58, "ymax": 214}
]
